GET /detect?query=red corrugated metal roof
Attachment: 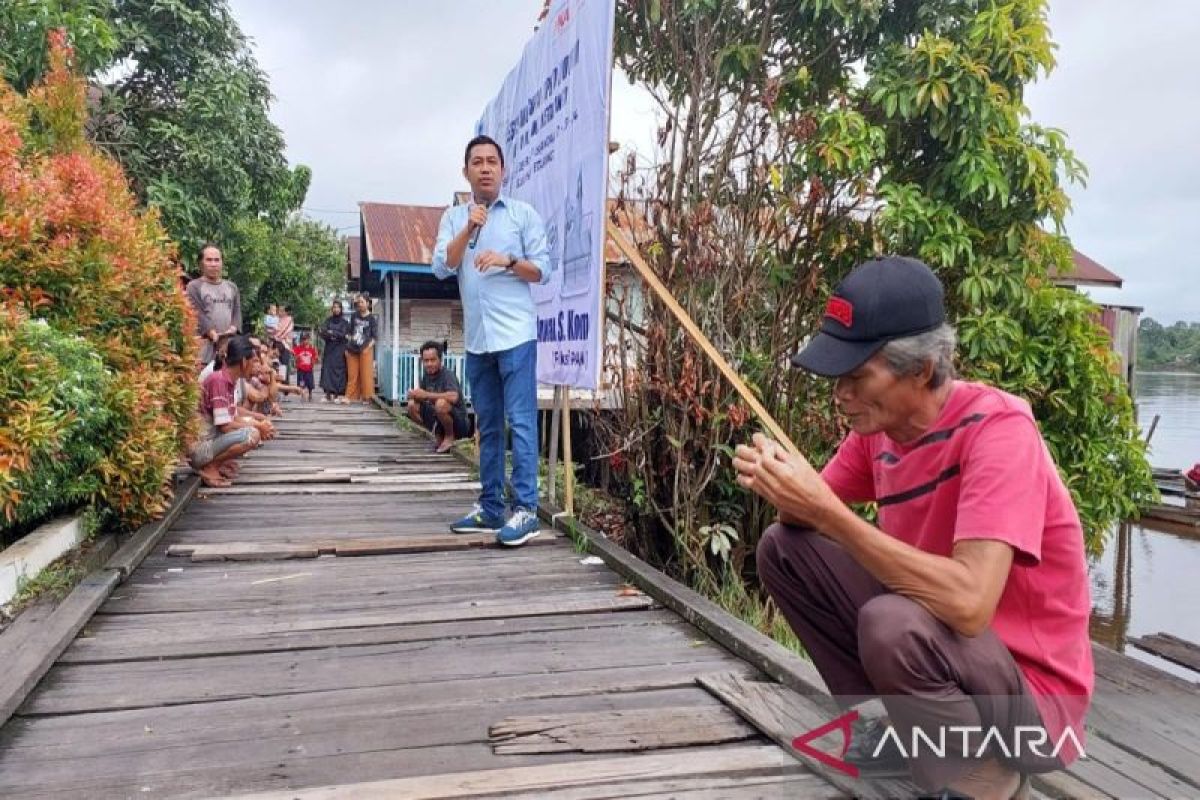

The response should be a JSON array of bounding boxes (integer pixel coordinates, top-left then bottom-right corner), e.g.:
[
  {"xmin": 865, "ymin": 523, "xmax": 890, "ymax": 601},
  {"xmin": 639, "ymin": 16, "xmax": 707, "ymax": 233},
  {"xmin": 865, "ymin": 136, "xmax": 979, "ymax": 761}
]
[
  {"xmin": 346, "ymin": 236, "xmax": 361, "ymax": 280},
  {"xmin": 359, "ymin": 202, "xmax": 447, "ymax": 266},
  {"xmin": 1049, "ymin": 249, "xmax": 1123, "ymax": 288},
  {"xmin": 359, "ymin": 197, "xmax": 649, "ymax": 268}
]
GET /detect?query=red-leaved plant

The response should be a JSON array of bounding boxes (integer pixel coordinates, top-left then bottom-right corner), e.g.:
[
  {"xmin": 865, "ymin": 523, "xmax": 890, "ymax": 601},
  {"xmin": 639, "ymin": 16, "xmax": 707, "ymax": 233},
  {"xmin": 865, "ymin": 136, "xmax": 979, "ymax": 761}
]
[{"xmin": 0, "ymin": 31, "xmax": 197, "ymax": 533}]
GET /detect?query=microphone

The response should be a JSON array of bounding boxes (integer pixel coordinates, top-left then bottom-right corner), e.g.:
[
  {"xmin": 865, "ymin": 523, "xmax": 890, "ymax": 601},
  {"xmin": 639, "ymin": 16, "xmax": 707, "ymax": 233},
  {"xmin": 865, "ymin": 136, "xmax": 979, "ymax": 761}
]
[{"xmin": 468, "ymin": 199, "xmax": 493, "ymax": 248}]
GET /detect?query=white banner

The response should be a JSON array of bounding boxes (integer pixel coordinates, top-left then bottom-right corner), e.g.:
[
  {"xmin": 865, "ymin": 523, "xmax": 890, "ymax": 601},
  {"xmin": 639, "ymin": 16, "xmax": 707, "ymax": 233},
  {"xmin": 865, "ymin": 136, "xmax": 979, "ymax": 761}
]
[{"xmin": 475, "ymin": 0, "xmax": 615, "ymax": 389}]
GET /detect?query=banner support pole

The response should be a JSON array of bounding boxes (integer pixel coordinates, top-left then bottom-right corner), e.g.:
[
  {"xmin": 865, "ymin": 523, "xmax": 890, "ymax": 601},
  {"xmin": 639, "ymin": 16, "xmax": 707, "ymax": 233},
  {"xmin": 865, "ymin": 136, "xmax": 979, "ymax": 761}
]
[
  {"xmin": 560, "ymin": 384, "xmax": 575, "ymax": 516},
  {"xmin": 548, "ymin": 386, "xmax": 561, "ymax": 506},
  {"xmin": 606, "ymin": 223, "xmax": 800, "ymax": 456}
]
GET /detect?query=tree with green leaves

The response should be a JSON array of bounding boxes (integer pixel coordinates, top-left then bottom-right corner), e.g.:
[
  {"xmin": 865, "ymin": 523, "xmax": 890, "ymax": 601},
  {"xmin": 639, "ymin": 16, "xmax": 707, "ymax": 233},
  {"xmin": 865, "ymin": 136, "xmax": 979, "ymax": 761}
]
[
  {"xmin": 222, "ymin": 215, "xmax": 348, "ymax": 331},
  {"xmin": 607, "ymin": 0, "xmax": 1152, "ymax": 602},
  {"xmin": 1, "ymin": 0, "xmax": 308, "ymax": 247},
  {"xmin": 1, "ymin": 0, "xmax": 305, "ymax": 252},
  {"xmin": 0, "ymin": 0, "xmax": 117, "ymax": 94},
  {"xmin": 92, "ymin": 0, "xmax": 310, "ymax": 253},
  {"xmin": 1, "ymin": 0, "xmax": 343, "ymax": 323},
  {"xmin": 863, "ymin": 2, "xmax": 1153, "ymax": 537},
  {"xmin": 1138, "ymin": 318, "xmax": 1200, "ymax": 372}
]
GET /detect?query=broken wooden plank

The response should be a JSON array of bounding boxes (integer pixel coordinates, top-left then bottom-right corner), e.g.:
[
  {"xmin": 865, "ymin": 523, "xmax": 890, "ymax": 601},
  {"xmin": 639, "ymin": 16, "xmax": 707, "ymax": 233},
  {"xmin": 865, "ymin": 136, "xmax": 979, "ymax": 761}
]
[
  {"xmin": 4, "ymin": 667, "xmax": 741, "ymax": 759},
  {"xmin": 1092, "ymin": 642, "xmax": 1200, "ymax": 694},
  {"xmin": 227, "ymin": 474, "xmax": 352, "ymax": 485},
  {"xmin": 328, "ymin": 533, "xmax": 556, "ymax": 556},
  {"xmin": 488, "ymin": 705, "xmax": 757, "ymax": 754},
  {"xmin": 697, "ymin": 671, "xmax": 915, "ymax": 800},
  {"xmin": 349, "ymin": 472, "xmax": 473, "ymax": 484},
  {"xmin": 327, "ymin": 536, "xmax": 483, "ymax": 556},
  {"xmin": 166, "ymin": 533, "xmax": 557, "ymax": 561},
  {"xmin": 166, "ymin": 543, "xmax": 319, "ymax": 562},
  {"xmin": 104, "ymin": 475, "xmax": 200, "ymax": 581},
  {"xmin": 219, "ymin": 745, "xmax": 807, "ymax": 800},
  {"xmin": 1129, "ymin": 632, "xmax": 1200, "ymax": 674},
  {"xmin": 198, "ymin": 481, "xmax": 481, "ymax": 496},
  {"xmin": 7, "ymin": 686, "xmax": 712, "ymax": 778}
]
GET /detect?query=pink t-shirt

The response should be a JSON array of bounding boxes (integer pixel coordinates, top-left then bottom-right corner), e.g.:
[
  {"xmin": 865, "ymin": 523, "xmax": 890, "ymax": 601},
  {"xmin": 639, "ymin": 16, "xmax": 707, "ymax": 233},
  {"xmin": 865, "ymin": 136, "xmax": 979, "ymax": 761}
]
[{"xmin": 822, "ymin": 381, "xmax": 1092, "ymax": 763}]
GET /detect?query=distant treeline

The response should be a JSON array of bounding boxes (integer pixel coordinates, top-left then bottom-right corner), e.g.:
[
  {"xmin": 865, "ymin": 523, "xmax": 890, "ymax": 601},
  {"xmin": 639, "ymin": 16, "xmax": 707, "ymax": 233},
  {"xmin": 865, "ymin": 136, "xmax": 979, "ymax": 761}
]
[{"xmin": 1138, "ymin": 318, "xmax": 1200, "ymax": 372}]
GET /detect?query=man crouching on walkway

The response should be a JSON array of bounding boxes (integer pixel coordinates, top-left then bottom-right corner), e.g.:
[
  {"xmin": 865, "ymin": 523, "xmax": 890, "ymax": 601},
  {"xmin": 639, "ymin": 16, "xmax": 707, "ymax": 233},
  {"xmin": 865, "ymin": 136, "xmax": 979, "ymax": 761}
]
[
  {"xmin": 190, "ymin": 335, "xmax": 274, "ymax": 487},
  {"xmin": 733, "ymin": 257, "xmax": 1092, "ymax": 799}
]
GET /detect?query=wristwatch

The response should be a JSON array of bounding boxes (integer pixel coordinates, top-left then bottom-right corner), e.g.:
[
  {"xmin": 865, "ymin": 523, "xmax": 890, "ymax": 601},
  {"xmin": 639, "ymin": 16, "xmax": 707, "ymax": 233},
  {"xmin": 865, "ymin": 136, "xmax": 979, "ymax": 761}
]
[{"xmin": 505, "ymin": 254, "xmax": 518, "ymax": 271}]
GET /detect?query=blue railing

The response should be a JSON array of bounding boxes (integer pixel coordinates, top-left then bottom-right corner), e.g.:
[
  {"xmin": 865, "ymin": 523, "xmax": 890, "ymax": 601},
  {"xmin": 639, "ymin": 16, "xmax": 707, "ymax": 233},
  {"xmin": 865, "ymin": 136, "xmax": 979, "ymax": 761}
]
[{"xmin": 377, "ymin": 347, "xmax": 471, "ymax": 405}]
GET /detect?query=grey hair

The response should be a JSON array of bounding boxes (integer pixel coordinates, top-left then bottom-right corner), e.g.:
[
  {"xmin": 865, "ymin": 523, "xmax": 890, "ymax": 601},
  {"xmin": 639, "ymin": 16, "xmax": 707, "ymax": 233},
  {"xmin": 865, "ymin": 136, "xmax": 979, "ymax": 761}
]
[{"xmin": 878, "ymin": 323, "xmax": 958, "ymax": 389}]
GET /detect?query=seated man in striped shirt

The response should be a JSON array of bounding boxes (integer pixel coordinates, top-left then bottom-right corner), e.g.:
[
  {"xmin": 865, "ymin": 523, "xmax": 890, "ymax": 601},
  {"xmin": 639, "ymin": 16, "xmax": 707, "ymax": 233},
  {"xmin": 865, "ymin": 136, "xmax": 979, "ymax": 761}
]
[
  {"xmin": 733, "ymin": 257, "xmax": 1092, "ymax": 800},
  {"xmin": 189, "ymin": 336, "xmax": 274, "ymax": 487}
]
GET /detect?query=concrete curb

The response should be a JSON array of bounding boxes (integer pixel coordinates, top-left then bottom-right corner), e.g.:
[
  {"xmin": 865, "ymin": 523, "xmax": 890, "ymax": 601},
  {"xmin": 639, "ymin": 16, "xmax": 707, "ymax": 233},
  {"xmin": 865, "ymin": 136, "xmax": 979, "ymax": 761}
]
[{"xmin": 0, "ymin": 514, "xmax": 88, "ymax": 606}]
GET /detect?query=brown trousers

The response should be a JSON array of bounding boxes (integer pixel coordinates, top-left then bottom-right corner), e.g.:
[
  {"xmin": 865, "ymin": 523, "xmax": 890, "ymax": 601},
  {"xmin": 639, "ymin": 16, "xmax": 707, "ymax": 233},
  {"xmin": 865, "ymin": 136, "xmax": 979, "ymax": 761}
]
[
  {"xmin": 757, "ymin": 523, "xmax": 1062, "ymax": 789},
  {"xmin": 345, "ymin": 345, "xmax": 375, "ymax": 401}
]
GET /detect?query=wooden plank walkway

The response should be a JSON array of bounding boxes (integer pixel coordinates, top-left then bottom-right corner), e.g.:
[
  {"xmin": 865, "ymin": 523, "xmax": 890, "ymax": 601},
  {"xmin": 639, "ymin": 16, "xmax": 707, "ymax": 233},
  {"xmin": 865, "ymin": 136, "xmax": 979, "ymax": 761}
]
[
  {"xmin": 1130, "ymin": 632, "xmax": 1200, "ymax": 674},
  {"xmin": 0, "ymin": 402, "xmax": 828, "ymax": 799},
  {"xmin": 1, "ymin": 400, "xmax": 1199, "ymax": 798}
]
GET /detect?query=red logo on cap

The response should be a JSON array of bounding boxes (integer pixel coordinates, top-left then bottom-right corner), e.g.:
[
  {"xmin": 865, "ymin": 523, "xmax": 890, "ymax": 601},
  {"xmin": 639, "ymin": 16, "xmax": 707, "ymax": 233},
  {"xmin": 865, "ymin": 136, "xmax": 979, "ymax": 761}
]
[{"xmin": 825, "ymin": 296, "xmax": 853, "ymax": 328}]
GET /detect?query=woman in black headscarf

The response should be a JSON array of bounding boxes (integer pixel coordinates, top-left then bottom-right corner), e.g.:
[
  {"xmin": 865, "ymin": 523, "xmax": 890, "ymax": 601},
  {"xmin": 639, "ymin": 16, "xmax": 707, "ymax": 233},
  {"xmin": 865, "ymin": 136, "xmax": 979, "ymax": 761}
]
[{"xmin": 318, "ymin": 300, "xmax": 351, "ymax": 402}]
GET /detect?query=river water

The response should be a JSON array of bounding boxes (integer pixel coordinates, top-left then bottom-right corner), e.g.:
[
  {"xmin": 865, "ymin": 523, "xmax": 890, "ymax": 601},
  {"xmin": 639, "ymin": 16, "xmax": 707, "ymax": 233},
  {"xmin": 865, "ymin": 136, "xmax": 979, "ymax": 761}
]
[{"xmin": 1088, "ymin": 372, "xmax": 1200, "ymax": 678}]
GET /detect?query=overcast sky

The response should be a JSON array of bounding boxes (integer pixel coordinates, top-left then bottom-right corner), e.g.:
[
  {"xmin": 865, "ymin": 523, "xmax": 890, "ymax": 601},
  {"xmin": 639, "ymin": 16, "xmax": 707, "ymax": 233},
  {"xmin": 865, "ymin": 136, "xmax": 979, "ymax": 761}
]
[{"xmin": 229, "ymin": 0, "xmax": 1199, "ymax": 324}]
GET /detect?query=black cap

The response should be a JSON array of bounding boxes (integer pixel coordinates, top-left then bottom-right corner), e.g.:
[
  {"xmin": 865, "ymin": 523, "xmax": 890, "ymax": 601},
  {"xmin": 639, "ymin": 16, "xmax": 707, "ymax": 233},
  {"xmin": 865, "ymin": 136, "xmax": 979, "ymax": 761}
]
[{"xmin": 791, "ymin": 256, "xmax": 945, "ymax": 377}]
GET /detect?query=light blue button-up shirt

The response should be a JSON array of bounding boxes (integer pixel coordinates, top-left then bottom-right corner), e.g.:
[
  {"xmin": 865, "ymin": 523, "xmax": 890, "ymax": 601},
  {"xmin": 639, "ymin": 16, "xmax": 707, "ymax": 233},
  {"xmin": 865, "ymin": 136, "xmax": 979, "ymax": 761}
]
[{"xmin": 432, "ymin": 195, "xmax": 553, "ymax": 354}]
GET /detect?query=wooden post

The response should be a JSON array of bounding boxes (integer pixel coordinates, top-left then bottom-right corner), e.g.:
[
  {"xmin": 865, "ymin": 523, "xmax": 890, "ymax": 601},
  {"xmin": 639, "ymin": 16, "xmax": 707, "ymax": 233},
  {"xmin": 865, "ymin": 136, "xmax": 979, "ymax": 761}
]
[
  {"xmin": 548, "ymin": 387, "xmax": 561, "ymax": 506},
  {"xmin": 391, "ymin": 272, "xmax": 400, "ymax": 403},
  {"xmin": 607, "ymin": 224, "xmax": 801, "ymax": 456},
  {"xmin": 1145, "ymin": 413, "xmax": 1161, "ymax": 445},
  {"xmin": 560, "ymin": 384, "xmax": 575, "ymax": 515},
  {"xmin": 1113, "ymin": 522, "xmax": 1131, "ymax": 646}
]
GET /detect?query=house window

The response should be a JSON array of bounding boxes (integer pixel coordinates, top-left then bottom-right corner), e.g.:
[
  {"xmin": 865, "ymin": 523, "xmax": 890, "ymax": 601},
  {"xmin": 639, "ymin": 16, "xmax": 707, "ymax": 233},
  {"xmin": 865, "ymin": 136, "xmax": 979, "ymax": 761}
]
[{"xmin": 400, "ymin": 300, "xmax": 463, "ymax": 352}]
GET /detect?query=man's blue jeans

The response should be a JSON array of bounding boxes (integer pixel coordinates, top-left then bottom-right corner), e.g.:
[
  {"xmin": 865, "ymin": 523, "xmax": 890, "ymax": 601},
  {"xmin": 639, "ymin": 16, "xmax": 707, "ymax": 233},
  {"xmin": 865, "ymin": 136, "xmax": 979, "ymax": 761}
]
[{"xmin": 466, "ymin": 340, "xmax": 538, "ymax": 521}]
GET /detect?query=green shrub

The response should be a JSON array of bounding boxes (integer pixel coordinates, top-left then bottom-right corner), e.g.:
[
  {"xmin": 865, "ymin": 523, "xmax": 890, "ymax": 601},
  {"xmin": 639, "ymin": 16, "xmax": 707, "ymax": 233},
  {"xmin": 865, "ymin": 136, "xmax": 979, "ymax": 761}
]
[
  {"xmin": 0, "ymin": 33, "xmax": 197, "ymax": 537},
  {"xmin": 0, "ymin": 312, "xmax": 115, "ymax": 538}
]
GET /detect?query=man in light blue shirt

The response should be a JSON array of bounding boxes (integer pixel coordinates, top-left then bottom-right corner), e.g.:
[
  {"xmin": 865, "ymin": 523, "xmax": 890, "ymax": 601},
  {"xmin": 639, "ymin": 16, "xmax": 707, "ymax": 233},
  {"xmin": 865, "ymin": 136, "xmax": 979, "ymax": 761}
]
[{"xmin": 432, "ymin": 134, "xmax": 552, "ymax": 546}]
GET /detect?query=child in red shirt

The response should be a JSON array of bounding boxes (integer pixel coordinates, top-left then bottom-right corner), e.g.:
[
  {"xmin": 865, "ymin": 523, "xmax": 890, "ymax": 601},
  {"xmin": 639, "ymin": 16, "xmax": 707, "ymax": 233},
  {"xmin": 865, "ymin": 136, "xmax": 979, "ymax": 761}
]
[{"xmin": 293, "ymin": 332, "xmax": 318, "ymax": 401}]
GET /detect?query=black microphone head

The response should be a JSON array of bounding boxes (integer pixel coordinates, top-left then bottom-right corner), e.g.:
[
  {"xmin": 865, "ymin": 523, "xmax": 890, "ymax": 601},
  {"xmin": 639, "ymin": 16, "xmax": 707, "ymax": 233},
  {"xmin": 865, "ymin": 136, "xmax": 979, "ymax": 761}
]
[{"xmin": 468, "ymin": 199, "xmax": 492, "ymax": 248}]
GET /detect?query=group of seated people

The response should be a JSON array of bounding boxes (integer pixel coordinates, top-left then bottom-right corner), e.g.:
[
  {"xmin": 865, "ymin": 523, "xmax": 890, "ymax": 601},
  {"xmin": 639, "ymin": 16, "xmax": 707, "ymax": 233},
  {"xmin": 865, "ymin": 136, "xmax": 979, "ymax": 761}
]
[
  {"xmin": 187, "ymin": 333, "xmax": 299, "ymax": 487},
  {"xmin": 187, "ymin": 336, "xmax": 470, "ymax": 486}
]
